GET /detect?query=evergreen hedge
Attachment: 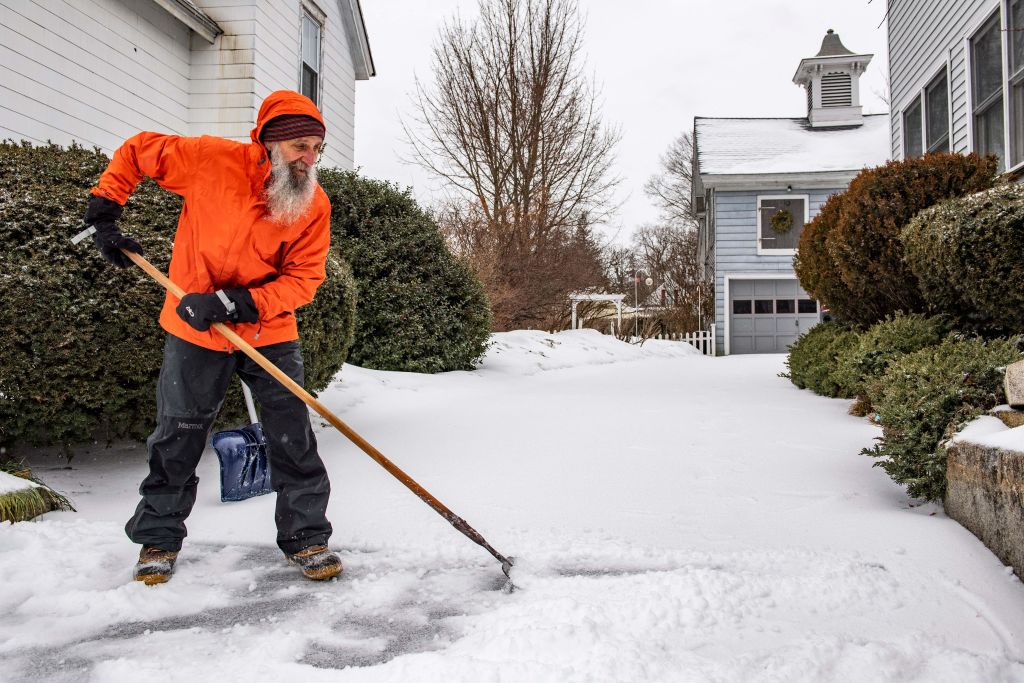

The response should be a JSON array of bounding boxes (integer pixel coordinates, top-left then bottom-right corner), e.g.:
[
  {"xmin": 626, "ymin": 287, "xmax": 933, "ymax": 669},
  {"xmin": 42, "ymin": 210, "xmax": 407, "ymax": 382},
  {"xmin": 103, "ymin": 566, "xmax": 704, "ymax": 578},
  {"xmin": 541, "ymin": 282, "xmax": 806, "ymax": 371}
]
[
  {"xmin": 784, "ymin": 321, "xmax": 860, "ymax": 398},
  {"xmin": 0, "ymin": 141, "xmax": 356, "ymax": 448},
  {"xmin": 901, "ymin": 183, "xmax": 1024, "ymax": 336},
  {"xmin": 320, "ymin": 169, "xmax": 492, "ymax": 373},
  {"xmin": 831, "ymin": 313, "xmax": 951, "ymax": 407},
  {"xmin": 795, "ymin": 153, "xmax": 998, "ymax": 326},
  {"xmin": 864, "ymin": 335, "xmax": 1023, "ymax": 501}
]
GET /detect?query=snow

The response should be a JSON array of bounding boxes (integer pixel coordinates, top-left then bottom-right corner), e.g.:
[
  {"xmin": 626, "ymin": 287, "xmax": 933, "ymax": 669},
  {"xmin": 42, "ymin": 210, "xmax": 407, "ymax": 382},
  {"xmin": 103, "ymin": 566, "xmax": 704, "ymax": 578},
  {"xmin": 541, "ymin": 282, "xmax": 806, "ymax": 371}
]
[
  {"xmin": 3, "ymin": 329, "xmax": 1024, "ymax": 681},
  {"xmin": 953, "ymin": 413, "xmax": 1024, "ymax": 452},
  {"xmin": 0, "ymin": 470, "xmax": 38, "ymax": 495},
  {"xmin": 694, "ymin": 114, "xmax": 890, "ymax": 176}
]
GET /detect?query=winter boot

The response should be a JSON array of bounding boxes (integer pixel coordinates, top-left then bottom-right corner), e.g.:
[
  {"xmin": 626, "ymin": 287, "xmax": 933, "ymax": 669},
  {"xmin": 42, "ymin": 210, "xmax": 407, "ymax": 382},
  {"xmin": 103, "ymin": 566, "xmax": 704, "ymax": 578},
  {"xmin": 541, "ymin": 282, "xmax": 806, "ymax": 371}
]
[
  {"xmin": 133, "ymin": 546, "xmax": 179, "ymax": 585},
  {"xmin": 285, "ymin": 545, "xmax": 343, "ymax": 581}
]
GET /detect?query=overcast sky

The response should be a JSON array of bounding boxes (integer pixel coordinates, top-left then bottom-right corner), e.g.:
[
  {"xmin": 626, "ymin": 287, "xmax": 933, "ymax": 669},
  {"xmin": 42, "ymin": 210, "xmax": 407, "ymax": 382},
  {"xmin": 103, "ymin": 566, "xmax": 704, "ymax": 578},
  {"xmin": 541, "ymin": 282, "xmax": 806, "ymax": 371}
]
[{"xmin": 353, "ymin": 0, "xmax": 890, "ymax": 244}]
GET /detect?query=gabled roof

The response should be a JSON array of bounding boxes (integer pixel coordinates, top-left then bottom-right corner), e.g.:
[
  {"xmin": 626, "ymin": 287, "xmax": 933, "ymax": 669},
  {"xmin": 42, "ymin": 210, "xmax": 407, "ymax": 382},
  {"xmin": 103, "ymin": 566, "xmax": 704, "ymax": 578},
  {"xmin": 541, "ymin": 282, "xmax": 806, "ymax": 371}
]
[{"xmin": 693, "ymin": 113, "xmax": 889, "ymax": 177}]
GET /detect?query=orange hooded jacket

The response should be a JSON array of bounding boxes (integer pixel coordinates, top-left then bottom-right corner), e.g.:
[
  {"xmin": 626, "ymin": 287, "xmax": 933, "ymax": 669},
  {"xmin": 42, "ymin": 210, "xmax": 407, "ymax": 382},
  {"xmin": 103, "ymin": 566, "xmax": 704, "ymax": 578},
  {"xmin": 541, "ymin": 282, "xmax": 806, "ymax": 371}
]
[{"xmin": 91, "ymin": 90, "xmax": 331, "ymax": 352}]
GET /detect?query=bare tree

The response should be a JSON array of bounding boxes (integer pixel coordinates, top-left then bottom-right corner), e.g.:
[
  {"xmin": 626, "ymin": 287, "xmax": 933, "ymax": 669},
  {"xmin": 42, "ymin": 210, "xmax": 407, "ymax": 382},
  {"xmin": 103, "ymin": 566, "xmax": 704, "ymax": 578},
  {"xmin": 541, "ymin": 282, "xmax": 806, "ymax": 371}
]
[
  {"xmin": 631, "ymin": 223, "xmax": 713, "ymax": 332},
  {"xmin": 406, "ymin": 0, "xmax": 620, "ymax": 330},
  {"xmin": 643, "ymin": 132, "xmax": 696, "ymax": 229}
]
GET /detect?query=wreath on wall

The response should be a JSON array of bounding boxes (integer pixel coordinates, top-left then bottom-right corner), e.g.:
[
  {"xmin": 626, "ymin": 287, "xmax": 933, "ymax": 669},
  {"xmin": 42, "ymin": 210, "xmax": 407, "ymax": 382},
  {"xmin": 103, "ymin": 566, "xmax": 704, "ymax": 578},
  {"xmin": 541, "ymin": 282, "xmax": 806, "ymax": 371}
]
[{"xmin": 770, "ymin": 208, "xmax": 794, "ymax": 234}]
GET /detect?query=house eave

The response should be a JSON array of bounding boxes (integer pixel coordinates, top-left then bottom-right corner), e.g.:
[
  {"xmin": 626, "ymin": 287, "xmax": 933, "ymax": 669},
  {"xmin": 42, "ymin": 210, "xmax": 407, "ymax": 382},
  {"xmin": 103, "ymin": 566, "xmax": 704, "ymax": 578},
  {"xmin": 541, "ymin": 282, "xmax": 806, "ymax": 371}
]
[
  {"xmin": 342, "ymin": 0, "xmax": 376, "ymax": 79},
  {"xmin": 699, "ymin": 170, "xmax": 860, "ymax": 191},
  {"xmin": 152, "ymin": 0, "xmax": 222, "ymax": 44}
]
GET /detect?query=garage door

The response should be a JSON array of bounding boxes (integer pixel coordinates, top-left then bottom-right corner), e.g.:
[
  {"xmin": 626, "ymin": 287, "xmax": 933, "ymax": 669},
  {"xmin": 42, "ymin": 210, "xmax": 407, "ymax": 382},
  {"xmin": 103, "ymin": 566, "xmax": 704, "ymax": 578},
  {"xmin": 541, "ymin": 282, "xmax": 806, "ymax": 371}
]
[{"xmin": 729, "ymin": 279, "xmax": 820, "ymax": 354}]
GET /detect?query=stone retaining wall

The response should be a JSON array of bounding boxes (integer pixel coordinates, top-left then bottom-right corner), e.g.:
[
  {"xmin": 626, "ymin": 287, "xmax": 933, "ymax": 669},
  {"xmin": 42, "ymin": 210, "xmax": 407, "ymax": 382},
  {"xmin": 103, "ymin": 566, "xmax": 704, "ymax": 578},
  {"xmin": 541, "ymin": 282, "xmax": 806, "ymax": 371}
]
[{"xmin": 945, "ymin": 439, "xmax": 1024, "ymax": 579}]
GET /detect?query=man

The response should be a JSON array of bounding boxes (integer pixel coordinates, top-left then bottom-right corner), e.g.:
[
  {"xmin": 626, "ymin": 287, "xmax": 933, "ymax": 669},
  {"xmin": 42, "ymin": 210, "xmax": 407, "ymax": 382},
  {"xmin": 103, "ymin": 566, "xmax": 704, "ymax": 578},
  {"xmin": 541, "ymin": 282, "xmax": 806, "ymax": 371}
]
[{"xmin": 84, "ymin": 90, "xmax": 341, "ymax": 585}]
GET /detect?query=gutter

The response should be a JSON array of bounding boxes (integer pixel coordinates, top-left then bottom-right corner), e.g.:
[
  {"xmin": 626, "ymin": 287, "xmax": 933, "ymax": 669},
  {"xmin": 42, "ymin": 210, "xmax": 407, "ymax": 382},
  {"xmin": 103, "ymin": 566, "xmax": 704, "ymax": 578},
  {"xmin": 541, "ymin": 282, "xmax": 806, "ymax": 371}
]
[{"xmin": 153, "ymin": 0, "xmax": 222, "ymax": 44}]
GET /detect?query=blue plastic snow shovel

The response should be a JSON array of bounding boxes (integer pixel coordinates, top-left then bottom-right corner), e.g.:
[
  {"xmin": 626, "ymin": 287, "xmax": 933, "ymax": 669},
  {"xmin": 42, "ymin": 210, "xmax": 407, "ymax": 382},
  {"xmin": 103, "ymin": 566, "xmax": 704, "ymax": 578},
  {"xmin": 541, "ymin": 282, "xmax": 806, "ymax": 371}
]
[{"xmin": 212, "ymin": 380, "xmax": 273, "ymax": 502}]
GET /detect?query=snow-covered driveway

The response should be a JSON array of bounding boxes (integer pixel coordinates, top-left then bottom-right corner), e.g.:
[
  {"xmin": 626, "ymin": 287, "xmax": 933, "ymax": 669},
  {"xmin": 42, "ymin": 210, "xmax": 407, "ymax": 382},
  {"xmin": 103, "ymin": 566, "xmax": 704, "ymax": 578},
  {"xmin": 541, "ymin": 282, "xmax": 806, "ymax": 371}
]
[{"xmin": 3, "ymin": 331, "xmax": 1023, "ymax": 682}]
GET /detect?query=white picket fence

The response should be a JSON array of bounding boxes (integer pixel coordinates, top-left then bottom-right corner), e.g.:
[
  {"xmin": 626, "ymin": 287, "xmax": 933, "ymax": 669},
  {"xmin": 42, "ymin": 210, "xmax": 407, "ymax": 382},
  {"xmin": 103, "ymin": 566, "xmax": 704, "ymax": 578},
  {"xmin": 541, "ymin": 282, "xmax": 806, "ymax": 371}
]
[{"xmin": 651, "ymin": 324, "xmax": 716, "ymax": 356}]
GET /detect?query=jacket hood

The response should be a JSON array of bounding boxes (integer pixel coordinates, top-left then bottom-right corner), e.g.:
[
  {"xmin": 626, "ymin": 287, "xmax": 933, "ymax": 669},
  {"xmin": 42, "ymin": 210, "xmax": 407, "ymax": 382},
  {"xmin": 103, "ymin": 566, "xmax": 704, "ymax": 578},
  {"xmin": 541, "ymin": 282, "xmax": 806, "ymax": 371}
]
[{"xmin": 250, "ymin": 91, "xmax": 326, "ymax": 145}]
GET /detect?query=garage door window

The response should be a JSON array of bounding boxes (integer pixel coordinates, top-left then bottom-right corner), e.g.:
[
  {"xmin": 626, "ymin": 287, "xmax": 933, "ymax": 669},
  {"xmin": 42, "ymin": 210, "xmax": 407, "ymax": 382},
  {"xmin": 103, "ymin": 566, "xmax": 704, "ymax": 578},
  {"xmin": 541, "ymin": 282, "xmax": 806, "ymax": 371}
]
[
  {"xmin": 776, "ymin": 299, "xmax": 795, "ymax": 314},
  {"xmin": 754, "ymin": 299, "xmax": 774, "ymax": 314},
  {"xmin": 733, "ymin": 300, "xmax": 752, "ymax": 314},
  {"xmin": 798, "ymin": 299, "xmax": 818, "ymax": 313}
]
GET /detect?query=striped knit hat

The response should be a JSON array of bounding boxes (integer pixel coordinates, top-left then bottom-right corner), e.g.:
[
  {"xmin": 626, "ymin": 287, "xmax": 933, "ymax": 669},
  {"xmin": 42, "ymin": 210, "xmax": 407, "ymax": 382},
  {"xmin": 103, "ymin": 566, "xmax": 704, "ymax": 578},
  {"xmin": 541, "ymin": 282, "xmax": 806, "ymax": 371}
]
[{"xmin": 260, "ymin": 114, "xmax": 326, "ymax": 142}]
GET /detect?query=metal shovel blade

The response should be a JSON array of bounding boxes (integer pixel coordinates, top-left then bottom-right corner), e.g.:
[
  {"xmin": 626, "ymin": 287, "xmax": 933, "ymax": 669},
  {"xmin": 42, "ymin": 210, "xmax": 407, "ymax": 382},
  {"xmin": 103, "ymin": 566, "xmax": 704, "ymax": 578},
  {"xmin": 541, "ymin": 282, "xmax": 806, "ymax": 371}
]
[{"xmin": 212, "ymin": 422, "xmax": 273, "ymax": 502}]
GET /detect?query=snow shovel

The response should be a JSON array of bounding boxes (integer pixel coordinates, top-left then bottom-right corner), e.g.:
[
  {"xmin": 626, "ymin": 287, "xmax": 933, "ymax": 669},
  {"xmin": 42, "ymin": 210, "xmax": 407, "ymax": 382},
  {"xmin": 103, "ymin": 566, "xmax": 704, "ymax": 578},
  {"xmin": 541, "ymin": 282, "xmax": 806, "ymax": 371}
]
[
  {"xmin": 71, "ymin": 238, "xmax": 515, "ymax": 587},
  {"xmin": 211, "ymin": 380, "xmax": 273, "ymax": 502}
]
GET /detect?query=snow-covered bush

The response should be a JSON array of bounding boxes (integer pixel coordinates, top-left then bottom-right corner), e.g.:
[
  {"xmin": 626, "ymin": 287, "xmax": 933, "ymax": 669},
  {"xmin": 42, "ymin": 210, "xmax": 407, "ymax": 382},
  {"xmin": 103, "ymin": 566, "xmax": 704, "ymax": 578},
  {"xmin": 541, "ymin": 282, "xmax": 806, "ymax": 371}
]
[
  {"xmin": 794, "ymin": 153, "xmax": 998, "ymax": 327},
  {"xmin": 864, "ymin": 335, "xmax": 1023, "ymax": 501},
  {"xmin": 320, "ymin": 169, "xmax": 492, "ymax": 372},
  {"xmin": 831, "ymin": 313, "xmax": 951, "ymax": 412},
  {"xmin": 785, "ymin": 321, "xmax": 860, "ymax": 398},
  {"xmin": 0, "ymin": 141, "xmax": 355, "ymax": 447},
  {"xmin": 901, "ymin": 183, "xmax": 1024, "ymax": 336}
]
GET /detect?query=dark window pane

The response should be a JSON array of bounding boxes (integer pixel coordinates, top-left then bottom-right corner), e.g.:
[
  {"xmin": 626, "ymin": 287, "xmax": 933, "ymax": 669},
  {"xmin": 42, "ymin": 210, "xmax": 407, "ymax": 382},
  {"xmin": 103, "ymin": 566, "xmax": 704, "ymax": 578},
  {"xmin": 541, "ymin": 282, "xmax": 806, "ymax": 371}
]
[
  {"xmin": 903, "ymin": 99, "xmax": 922, "ymax": 158},
  {"xmin": 754, "ymin": 300, "xmax": 774, "ymax": 314},
  {"xmin": 733, "ymin": 300, "xmax": 752, "ymax": 315},
  {"xmin": 1012, "ymin": 0, "xmax": 1024, "ymax": 74},
  {"xmin": 976, "ymin": 99, "xmax": 1005, "ymax": 171},
  {"xmin": 973, "ymin": 17, "xmax": 1003, "ymax": 104},
  {"xmin": 798, "ymin": 299, "xmax": 818, "ymax": 314},
  {"xmin": 1014, "ymin": 79, "xmax": 1024, "ymax": 166},
  {"xmin": 302, "ymin": 66, "xmax": 318, "ymax": 105},
  {"xmin": 776, "ymin": 299, "xmax": 795, "ymax": 314},
  {"xmin": 926, "ymin": 72, "xmax": 949, "ymax": 152}
]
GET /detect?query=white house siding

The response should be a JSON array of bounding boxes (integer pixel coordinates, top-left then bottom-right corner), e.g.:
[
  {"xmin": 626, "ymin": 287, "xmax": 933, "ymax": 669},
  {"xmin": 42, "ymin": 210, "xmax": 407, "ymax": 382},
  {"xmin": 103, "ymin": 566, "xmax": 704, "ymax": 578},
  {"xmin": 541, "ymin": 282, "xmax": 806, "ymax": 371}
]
[
  {"xmin": 712, "ymin": 188, "xmax": 843, "ymax": 351},
  {"xmin": 0, "ymin": 0, "xmax": 191, "ymax": 151},
  {"xmin": 887, "ymin": 0, "xmax": 997, "ymax": 159},
  {"xmin": 189, "ymin": 2, "xmax": 258, "ymax": 141},
  {"xmin": 249, "ymin": 1, "xmax": 357, "ymax": 170}
]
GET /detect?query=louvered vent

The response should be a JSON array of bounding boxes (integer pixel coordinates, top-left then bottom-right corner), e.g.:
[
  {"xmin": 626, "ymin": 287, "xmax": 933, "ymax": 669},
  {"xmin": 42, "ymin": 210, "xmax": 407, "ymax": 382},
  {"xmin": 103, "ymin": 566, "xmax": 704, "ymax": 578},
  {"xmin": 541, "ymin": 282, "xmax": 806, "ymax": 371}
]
[
  {"xmin": 806, "ymin": 82, "xmax": 813, "ymax": 115},
  {"xmin": 821, "ymin": 72, "xmax": 852, "ymax": 107}
]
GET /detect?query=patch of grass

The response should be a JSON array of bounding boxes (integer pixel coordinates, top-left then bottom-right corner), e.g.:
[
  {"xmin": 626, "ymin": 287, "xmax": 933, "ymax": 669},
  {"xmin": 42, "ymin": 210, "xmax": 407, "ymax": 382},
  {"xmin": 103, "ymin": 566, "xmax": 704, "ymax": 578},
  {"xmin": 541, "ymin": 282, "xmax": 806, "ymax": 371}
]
[{"xmin": 0, "ymin": 459, "xmax": 75, "ymax": 522}]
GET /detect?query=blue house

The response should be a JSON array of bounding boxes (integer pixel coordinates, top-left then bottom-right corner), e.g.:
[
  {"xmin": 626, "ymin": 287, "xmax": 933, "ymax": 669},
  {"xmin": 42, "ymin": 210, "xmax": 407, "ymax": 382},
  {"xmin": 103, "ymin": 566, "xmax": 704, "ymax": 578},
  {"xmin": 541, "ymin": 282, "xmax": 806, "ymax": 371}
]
[{"xmin": 693, "ymin": 31, "xmax": 890, "ymax": 354}]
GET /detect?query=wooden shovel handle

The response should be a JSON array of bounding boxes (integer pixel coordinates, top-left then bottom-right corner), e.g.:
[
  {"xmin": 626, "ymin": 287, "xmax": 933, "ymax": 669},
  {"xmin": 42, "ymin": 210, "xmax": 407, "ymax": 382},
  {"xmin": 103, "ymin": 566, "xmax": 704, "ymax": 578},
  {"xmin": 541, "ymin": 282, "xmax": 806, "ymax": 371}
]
[{"xmin": 124, "ymin": 250, "xmax": 512, "ymax": 570}]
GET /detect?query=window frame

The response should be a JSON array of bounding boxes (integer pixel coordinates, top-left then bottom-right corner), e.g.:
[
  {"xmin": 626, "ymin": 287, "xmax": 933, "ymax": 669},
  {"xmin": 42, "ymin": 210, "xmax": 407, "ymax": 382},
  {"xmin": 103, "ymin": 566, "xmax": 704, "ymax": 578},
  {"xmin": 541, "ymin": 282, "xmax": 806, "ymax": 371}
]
[
  {"xmin": 1007, "ymin": 0, "xmax": 1024, "ymax": 168},
  {"xmin": 756, "ymin": 194, "xmax": 809, "ymax": 256},
  {"xmin": 299, "ymin": 4, "xmax": 325, "ymax": 107}
]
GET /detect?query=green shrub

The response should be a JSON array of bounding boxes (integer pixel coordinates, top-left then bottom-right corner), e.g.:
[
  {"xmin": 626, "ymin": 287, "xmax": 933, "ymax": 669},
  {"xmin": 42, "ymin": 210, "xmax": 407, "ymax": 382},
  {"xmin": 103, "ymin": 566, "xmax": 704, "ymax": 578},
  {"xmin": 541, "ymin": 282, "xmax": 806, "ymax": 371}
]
[
  {"xmin": 0, "ymin": 141, "xmax": 356, "ymax": 447},
  {"xmin": 864, "ymin": 335, "xmax": 1023, "ymax": 500},
  {"xmin": 831, "ymin": 313, "xmax": 951, "ymax": 404},
  {"xmin": 901, "ymin": 183, "xmax": 1024, "ymax": 335},
  {"xmin": 795, "ymin": 153, "xmax": 998, "ymax": 327},
  {"xmin": 785, "ymin": 321, "xmax": 861, "ymax": 398},
  {"xmin": 320, "ymin": 169, "xmax": 491, "ymax": 372}
]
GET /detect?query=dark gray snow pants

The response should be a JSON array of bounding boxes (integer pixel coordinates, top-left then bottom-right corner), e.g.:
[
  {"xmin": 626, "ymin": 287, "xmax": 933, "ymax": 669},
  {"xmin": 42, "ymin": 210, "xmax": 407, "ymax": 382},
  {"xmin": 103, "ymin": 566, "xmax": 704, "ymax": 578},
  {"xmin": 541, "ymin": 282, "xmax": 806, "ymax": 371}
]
[{"xmin": 125, "ymin": 335, "xmax": 332, "ymax": 554}]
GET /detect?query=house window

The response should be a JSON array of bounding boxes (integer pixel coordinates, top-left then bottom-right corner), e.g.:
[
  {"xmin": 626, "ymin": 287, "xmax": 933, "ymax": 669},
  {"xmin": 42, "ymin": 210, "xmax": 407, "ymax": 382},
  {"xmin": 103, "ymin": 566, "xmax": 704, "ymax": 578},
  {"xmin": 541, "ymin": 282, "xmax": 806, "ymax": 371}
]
[
  {"xmin": 300, "ymin": 10, "xmax": 322, "ymax": 106},
  {"xmin": 903, "ymin": 98, "xmax": 923, "ymax": 158},
  {"xmin": 971, "ymin": 13, "xmax": 1005, "ymax": 171},
  {"xmin": 1010, "ymin": 0, "xmax": 1024, "ymax": 166},
  {"xmin": 925, "ymin": 70, "xmax": 950, "ymax": 153},
  {"xmin": 757, "ymin": 196, "xmax": 807, "ymax": 254}
]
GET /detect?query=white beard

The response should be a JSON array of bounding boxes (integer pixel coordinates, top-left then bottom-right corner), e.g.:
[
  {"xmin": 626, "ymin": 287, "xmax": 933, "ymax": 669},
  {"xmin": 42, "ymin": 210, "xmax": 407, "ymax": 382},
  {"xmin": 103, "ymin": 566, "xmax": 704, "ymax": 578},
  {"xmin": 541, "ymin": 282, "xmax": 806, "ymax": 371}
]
[{"xmin": 265, "ymin": 143, "xmax": 318, "ymax": 224}]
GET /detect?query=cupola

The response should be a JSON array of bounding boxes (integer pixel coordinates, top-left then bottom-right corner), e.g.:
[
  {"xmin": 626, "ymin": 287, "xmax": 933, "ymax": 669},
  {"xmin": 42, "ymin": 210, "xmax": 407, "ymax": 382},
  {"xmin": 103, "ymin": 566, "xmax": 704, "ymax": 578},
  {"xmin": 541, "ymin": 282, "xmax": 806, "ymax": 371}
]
[{"xmin": 793, "ymin": 29, "xmax": 873, "ymax": 128}]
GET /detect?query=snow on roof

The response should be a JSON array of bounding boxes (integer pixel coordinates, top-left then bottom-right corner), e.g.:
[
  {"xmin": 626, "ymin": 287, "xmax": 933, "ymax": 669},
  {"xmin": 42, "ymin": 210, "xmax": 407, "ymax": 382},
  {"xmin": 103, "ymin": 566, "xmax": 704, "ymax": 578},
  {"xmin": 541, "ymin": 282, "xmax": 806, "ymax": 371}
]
[{"xmin": 694, "ymin": 114, "xmax": 890, "ymax": 177}]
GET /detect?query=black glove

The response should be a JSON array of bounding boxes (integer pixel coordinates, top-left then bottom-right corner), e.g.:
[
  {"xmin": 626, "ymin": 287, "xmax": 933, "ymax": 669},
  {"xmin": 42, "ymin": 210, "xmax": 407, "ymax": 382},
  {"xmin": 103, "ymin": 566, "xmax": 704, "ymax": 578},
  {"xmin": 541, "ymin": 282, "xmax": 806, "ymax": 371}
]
[
  {"xmin": 176, "ymin": 288, "xmax": 259, "ymax": 332},
  {"xmin": 85, "ymin": 195, "xmax": 143, "ymax": 268}
]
